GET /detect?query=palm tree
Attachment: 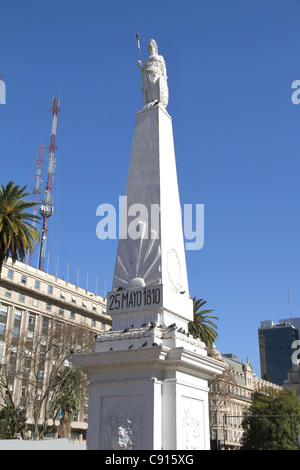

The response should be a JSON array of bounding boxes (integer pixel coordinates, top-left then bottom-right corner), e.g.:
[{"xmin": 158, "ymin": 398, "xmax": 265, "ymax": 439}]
[
  {"xmin": 188, "ymin": 297, "xmax": 218, "ymax": 347},
  {"xmin": 54, "ymin": 369, "xmax": 82, "ymax": 439},
  {"xmin": 0, "ymin": 181, "xmax": 40, "ymax": 277}
]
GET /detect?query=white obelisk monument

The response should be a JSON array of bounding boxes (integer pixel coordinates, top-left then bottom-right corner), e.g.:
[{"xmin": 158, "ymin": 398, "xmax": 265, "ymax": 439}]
[{"xmin": 73, "ymin": 38, "xmax": 225, "ymax": 450}]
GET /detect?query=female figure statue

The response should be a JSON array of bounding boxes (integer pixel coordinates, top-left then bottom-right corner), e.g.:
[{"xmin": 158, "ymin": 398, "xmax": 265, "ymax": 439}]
[{"xmin": 138, "ymin": 39, "xmax": 169, "ymax": 109}]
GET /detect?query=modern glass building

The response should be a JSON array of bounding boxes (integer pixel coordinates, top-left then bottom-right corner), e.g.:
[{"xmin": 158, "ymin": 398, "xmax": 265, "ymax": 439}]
[{"xmin": 258, "ymin": 320, "xmax": 299, "ymax": 386}]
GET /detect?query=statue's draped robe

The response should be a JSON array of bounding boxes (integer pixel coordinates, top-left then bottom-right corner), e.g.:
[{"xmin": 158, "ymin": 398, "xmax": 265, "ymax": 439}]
[{"xmin": 141, "ymin": 55, "xmax": 168, "ymax": 107}]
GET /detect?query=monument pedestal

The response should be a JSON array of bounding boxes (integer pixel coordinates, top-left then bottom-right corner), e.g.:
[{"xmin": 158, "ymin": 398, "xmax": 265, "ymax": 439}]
[{"xmin": 73, "ymin": 324, "xmax": 225, "ymax": 450}]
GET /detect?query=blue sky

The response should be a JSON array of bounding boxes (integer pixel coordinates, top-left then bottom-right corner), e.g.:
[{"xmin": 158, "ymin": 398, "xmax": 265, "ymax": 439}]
[{"xmin": 1, "ymin": 0, "xmax": 300, "ymax": 377}]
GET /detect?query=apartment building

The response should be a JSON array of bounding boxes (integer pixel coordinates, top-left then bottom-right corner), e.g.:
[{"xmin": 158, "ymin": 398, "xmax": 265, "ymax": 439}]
[
  {"xmin": 0, "ymin": 258, "xmax": 111, "ymax": 442},
  {"xmin": 208, "ymin": 348, "xmax": 282, "ymax": 450}
]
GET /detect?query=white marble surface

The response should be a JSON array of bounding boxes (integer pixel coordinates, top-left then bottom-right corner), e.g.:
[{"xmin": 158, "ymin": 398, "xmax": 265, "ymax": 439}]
[{"xmin": 112, "ymin": 105, "xmax": 191, "ymax": 325}]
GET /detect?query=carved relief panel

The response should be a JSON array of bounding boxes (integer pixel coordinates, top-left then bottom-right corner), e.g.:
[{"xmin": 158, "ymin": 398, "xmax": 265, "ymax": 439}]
[
  {"xmin": 182, "ymin": 397, "xmax": 205, "ymax": 450},
  {"xmin": 99, "ymin": 395, "xmax": 142, "ymax": 450}
]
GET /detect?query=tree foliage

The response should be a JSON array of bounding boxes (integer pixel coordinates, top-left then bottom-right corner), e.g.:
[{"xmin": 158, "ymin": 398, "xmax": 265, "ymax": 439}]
[
  {"xmin": 0, "ymin": 405, "xmax": 26, "ymax": 439},
  {"xmin": 241, "ymin": 388, "xmax": 300, "ymax": 450},
  {"xmin": 0, "ymin": 181, "xmax": 40, "ymax": 276},
  {"xmin": 53, "ymin": 369, "xmax": 82, "ymax": 439},
  {"xmin": 188, "ymin": 297, "xmax": 218, "ymax": 347},
  {"xmin": 0, "ymin": 321, "xmax": 93, "ymax": 439}
]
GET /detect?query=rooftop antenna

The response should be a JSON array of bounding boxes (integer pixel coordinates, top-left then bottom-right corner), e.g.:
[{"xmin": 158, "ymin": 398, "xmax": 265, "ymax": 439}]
[
  {"xmin": 76, "ymin": 265, "xmax": 79, "ymax": 289},
  {"xmin": 56, "ymin": 256, "xmax": 59, "ymax": 280},
  {"xmin": 288, "ymin": 289, "xmax": 292, "ymax": 319},
  {"xmin": 29, "ymin": 138, "xmax": 44, "ymax": 266},
  {"xmin": 39, "ymin": 97, "xmax": 61, "ymax": 271}
]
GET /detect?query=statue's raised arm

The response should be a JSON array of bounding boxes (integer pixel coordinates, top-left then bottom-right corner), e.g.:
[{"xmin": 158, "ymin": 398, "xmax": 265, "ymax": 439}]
[{"xmin": 137, "ymin": 39, "xmax": 169, "ymax": 109}]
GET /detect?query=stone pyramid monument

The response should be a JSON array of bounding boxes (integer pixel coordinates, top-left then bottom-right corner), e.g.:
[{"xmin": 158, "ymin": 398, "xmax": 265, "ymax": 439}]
[{"xmin": 73, "ymin": 38, "xmax": 225, "ymax": 450}]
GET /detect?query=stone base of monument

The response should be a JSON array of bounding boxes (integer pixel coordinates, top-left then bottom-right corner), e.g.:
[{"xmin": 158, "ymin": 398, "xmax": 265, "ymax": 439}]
[{"xmin": 73, "ymin": 322, "xmax": 225, "ymax": 450}]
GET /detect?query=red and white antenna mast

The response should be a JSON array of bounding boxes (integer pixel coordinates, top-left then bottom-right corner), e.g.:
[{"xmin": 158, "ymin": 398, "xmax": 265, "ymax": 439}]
[
  {"xmin": 39, "ymin": 97, "xmax": 61, "ymax": 271},
  {"xmin": 28, "ymin": 138, "xmax": 44, "ymax": 266}
]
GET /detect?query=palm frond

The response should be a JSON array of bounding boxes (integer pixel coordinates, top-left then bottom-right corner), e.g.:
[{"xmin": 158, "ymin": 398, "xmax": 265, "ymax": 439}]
[
  {"xmin": 188, "ymin": 296, "xmax": 219, "ymax": 347},
  {"xmin": 0, "ymin": 181, "xmax": 40, "ymax": 275}
]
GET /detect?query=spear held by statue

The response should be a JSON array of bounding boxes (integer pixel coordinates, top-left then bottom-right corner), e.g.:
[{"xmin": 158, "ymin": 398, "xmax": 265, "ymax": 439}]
[{"xmin": 136, "ymin": 32, "xmax": 141, "ymax": 61}]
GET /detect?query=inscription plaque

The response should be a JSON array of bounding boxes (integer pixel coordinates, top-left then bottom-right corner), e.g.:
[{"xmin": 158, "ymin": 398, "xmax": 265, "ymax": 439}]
[{"xmin": 107, "ymin": 285, "xmax": 162, "ymax": 314}]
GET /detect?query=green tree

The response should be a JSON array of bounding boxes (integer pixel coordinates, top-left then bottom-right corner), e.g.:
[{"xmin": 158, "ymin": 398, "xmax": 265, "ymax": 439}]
[
  {"xmin": 0, "ymin": 181, "xmax": 40, "ymax": 277},
  {"xmin": 0, "ymin": 406, "xmax": 27, "ymax": 439},
  {"xmin": 54, "ymin": 369, "xmax": 82, "ymax": 439},
  {"xmin": 188, "ymin": 297, "xmax": 218, "ymax": 347},
  {"xmin": 241, "ymin": 388, "xmax": 300, "ymax": 450}
]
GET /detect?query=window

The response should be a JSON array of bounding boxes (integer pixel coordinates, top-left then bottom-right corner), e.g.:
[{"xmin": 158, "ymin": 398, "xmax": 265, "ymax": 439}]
[
  {"xmin": 48, "ymin": 285, "xmax": 53, "ymax": 294},
  {"xmin": 82, "ymin": 300, "xmax": 87, "ymax": 307},
  {"xmin": 61, "ymin": 291, "xmax": 66, "ymax": 299},
  {"xmin": 19, "ymin": 294, "xmax": 25, "ymax": 302},
  {"xmin": 6, "ymin": 385, "xmax": 13, "ymax": 396},
  {"xmin": 21, "ymin": 275, "xmax": 27, "ymax": 284},
  {"xmin": 0, "ymin": 324, "xmax": 5, "ymax": 335},
  {"xmin": 91, "ymin": 319, "xmax": 96, "ymax": 327},
  {"xmin": 0, "ymin": 305, "xmax": 8, "ymax": 317},
  {"xmin": 28, "ymin": 314, "xmax": 35, "ymax": 336},
  {"xmin": 35, "ymin": 280, "xmax": 40, "ymax": 289},
  {"xmin": 33, "ymin": 298, "xmax": 39, "ymax": 307},
  {"xmin": 59, "ymin": 308, "xmax": 64, "ymax": 316},
  {"xmin": 25, "ymin": 348, "xmax": 32, "ymax": 358},
  {"xmin": 13, "ymin": 327, "xmax": 19, "ymax": 338},
  {"xmin": 70, "ymin": 311, "xmax": 75, "ymax": 320},
  {"xmin": 10, "ymin": 347, "xmax": 17, "ymax": 357},
  {"xmin": 7, "ymin": 269, "xmax": 14, "ymax": 279},
  {"xmin": 5, "ymin": 289, "xmax": 11, "ymax": 298},
  {"xmin": 42, "ymin": 317, "xmax": 49, "ymax": 330},
  {"xmin": 46, "ymin": 302, "xmax": 52, "ymax": 311},
  {"xmin": 72, "ymin": 295, "xmax": 76, "ymax": 303},
  {"xmin": 92, "ymin": 303, "xmax": 97, "ymax": 311},
  {"xmin": 81, "ymin": 315, "xmax": 86, "ymax": 323},
  {"xmin": 14, "ymin": 311, "xmax": 22, "ymax": 322},
  {"xmin": 27, "ymin": 331, "xmax": 33, "ymax": 340}
]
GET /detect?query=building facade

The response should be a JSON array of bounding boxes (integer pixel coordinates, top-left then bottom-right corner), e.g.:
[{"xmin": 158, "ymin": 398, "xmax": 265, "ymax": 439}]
[
  {"xmin": 0, "ymin": 258, "xmax": 110, "ymax": 442},
  {"xmin": 258, "ymin": 319, "xmax": 299, "ymax": 386},
  {"xmin": 208, "ymin": 349, "xmax": 282, "ymax": 450}
]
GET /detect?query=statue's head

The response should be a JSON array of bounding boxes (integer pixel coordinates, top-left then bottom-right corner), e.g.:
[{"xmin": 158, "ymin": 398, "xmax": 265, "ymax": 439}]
[
  {"xmin": 111, "ymin": 424, "xmax": 131, "ymax": 450},
  {"xmin": 148, "ymin": 39, "xmax": 158, "ymax": 55}
]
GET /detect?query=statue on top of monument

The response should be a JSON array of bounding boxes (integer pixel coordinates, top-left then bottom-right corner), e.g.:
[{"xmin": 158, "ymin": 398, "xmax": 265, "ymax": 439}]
[{"xmin": 137, "ymin": 35, "xmax": 169, "ymax": 109}]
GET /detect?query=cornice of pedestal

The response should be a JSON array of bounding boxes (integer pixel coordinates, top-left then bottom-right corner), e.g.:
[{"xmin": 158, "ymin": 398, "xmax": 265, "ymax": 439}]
[{"xmin": 71, "ymin": 323, "xmax": 226, "ymax": 382}]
